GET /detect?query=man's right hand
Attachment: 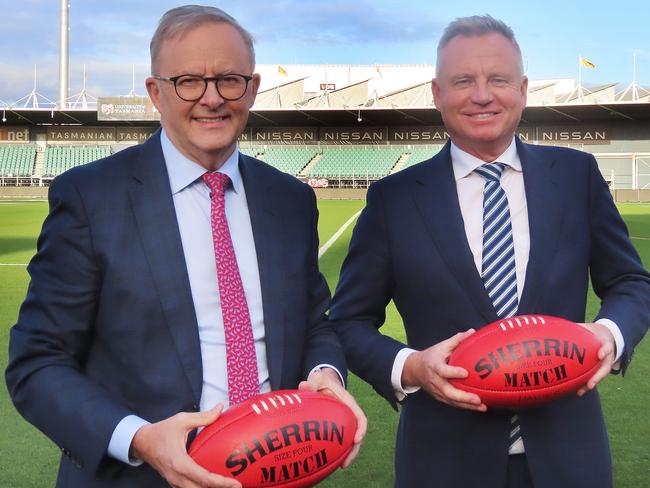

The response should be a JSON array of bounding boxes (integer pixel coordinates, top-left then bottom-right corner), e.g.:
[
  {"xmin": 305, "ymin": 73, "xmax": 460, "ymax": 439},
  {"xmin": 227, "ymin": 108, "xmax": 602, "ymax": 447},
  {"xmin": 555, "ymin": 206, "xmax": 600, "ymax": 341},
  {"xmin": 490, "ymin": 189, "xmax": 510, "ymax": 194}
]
[
  {"xmin": 130, "ymin": 406, "xmax": 242, "ymax": 488},
  {"xmin": 401, "ymin": 329, "xmax": 487, "ymax": 412}
]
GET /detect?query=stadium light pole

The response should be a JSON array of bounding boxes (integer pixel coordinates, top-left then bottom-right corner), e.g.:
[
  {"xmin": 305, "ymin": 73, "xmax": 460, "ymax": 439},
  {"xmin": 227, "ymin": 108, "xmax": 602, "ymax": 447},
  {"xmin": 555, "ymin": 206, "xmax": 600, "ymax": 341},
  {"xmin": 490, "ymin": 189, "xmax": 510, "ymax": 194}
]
[{"xmin": 59, "ymin": 0, "xmax": 69, "ymax": 109}]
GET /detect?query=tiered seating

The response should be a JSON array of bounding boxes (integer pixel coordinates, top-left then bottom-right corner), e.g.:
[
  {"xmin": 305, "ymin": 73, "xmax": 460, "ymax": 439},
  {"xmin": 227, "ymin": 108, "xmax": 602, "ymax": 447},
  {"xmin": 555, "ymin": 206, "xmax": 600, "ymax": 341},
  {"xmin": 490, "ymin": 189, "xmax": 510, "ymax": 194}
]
[
  {"xmin": 401, "ymin": 146, "xmax": 443, "ymax": 169},
  {"xmin": 43, "ymin": 146, "xmax": 112, "ymax": 177},
  {"xmin": 308, "ymin": 146, "xmax": 402, "ymax": 178},
  {"xmin": 0, "ymin": 144, "xmax": 37, "ymax": 177},
  {"xmin": 261, "ymin": 146, "xmax": 317, "ymax": 176},
  {"xmin": 239, "ymin": 145, "xmax": 263, "ymax": 158}
]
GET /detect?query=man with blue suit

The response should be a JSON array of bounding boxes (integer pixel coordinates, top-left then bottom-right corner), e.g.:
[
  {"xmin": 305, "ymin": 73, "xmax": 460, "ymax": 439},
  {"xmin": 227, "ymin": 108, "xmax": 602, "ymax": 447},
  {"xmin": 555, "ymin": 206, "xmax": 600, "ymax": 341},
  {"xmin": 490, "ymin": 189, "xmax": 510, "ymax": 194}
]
[
  {"xmin": 329, "ymin": 15, "xmax": 649, "ymax": 488},
  {"xmin": 6, "ymin": 6, "xmax": 364, "ymax": 487}
]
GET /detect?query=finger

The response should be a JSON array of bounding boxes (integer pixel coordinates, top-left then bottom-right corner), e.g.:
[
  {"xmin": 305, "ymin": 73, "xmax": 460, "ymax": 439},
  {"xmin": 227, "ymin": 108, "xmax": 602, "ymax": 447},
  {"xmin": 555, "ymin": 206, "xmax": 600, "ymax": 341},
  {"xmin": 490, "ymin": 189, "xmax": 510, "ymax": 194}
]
[
  {"xmin": 430, "ymin": 389, "xmax": 487, "ymax": 412},
  {"xmin": 175, "ymin": 454, "xmax": 241, "ymax": 488},
  {"xmin": 206, "ymin": 473, "xmax": 242, "ymax": 488},
  {"xmin": 353, "ymin": 413, "xmax": 367, "ymax": 443},
  {"xmin": 298, "ymin": 380, "xmax": 317, "ymax": 392},
  {"xmin": 443, "ymin": 329, "xmax": 476, "ymax": 350},
  {"xmin": 341, "ymin": 442, "xmax": 361, "ymax": 469},
  {"xmin": 314, "ymin": 383, "xmax": 367, "ymax": 444},
  {"xmin": 587, "ymin": 360, "xmax": 613, "ymax": 390},
  {"xmin": 450, "ymin": 400, "xmax": 488, "ymax": 412},
  {"xmin": 329, "ymin": 386, "xmax": 367, "ymax": 440},
  {"xmin": 436, "ymin": 362, "xmax": 470, "ymax": 380},
  {"xmin": 438, "ymin": 381, "xmax": 483, "ymax": 406},
  {"xmin": 183, "ymin": 404, "xmax": 224, "ymax": 430},
  {"xmin": 598, "ymin": 343, "xmax": 615, "ymax": 361}
]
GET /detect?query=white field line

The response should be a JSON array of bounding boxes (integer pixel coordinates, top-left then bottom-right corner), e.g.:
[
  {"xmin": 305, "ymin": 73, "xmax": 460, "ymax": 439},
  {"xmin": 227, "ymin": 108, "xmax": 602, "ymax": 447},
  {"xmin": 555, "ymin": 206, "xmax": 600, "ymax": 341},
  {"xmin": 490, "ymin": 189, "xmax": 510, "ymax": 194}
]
[
  {"xmin": 630, "ymin": 236, "xmax": 650, "ymax": 241},
  {"xmin": 318, "ymin": 209, "xmax": 362, "ymax": 260},
  {"xmin": 0, "ymin": 263, "xmax": 29, "ymax": 266}
]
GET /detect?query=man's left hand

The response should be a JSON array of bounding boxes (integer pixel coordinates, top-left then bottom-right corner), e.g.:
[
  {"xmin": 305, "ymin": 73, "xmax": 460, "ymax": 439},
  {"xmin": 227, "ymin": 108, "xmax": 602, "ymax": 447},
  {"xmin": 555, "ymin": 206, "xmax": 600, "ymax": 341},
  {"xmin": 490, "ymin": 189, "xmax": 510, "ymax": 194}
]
[
  {"xmin": 576, "ymin": 322, "xmax": 616, "ymax": 396},
  {"xmin": 299, "ymin": 368, "xmax": 367, "ymax": 468}
]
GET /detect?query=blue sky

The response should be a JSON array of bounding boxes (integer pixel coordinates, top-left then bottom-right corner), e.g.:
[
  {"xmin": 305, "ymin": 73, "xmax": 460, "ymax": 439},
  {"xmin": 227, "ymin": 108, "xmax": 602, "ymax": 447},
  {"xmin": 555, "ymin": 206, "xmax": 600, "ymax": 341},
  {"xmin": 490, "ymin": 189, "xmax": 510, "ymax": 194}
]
[{"xmin": 1, "ymin": 0, "xmax": 648, "ymax": 104}]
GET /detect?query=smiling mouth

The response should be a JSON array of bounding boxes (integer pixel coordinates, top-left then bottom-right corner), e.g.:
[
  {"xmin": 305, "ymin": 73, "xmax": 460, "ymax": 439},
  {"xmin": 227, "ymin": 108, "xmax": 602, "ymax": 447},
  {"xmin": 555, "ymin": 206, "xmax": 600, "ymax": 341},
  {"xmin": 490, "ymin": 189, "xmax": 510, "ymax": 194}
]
[
  {"xmin": 468, "ymin": 113, "xmax": 498, "ymax": 120},
  {"xmin": 194, "ymin": 115, "xmax": 229, "ymax": 123}
]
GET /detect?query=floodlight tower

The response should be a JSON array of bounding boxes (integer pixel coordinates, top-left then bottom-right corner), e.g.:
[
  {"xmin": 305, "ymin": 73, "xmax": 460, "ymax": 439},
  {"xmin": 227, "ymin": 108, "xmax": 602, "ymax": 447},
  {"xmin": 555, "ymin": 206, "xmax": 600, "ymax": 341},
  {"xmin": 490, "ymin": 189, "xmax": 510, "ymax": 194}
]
[{"xmin": 59, "ymin": 0, "xmax": 69, "ymax": 109}]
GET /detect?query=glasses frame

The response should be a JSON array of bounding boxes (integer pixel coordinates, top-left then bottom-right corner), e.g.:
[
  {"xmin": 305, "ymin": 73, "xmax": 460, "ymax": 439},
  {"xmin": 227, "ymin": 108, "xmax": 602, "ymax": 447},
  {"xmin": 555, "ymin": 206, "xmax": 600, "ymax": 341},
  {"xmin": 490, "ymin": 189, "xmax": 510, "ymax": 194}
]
[{"xmin": 153, "ymin": 73, "xmax": 254, "ymax": 102}]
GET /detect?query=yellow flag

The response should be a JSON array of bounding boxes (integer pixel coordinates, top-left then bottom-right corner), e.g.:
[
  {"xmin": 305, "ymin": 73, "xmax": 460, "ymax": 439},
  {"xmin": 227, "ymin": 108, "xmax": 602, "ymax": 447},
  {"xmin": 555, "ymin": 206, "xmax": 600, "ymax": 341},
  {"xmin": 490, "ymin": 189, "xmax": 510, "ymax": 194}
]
[
  {"xmin": 580, "ymin": 57, "xmax": 596, "ymax": 69},
  {"xmin": 278, "ymin": 65, "xmax": 288, "ymax": 76}
]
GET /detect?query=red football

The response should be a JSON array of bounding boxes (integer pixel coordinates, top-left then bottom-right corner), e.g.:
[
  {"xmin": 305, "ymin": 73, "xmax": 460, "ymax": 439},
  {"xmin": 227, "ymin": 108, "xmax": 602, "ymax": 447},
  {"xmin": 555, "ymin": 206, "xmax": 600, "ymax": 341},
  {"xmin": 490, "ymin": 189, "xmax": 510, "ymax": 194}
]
[
  {"xmin": 448, "ymin": 315, "xmax": 602, "ymax": 408},
  {"xmin": 189, "ymin": 390, "xmax": 357, "ymax": 487}
]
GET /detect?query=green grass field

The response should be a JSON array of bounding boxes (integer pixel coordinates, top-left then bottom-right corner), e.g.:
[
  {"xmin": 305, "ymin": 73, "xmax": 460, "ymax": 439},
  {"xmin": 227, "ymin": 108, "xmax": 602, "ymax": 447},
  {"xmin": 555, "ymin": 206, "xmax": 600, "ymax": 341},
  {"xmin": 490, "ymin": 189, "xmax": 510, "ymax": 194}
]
[{"xmin": 1, "ymin": 200, "xmax": 649, "ymax": 486}]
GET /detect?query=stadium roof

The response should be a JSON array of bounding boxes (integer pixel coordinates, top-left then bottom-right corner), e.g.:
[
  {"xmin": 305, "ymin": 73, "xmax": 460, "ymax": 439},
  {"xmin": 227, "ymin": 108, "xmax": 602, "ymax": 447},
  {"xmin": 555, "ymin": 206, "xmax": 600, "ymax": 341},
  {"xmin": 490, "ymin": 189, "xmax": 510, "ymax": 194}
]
[
  {"xmin": 2, "ymin": 65, "xmax": 649, "ymax": 127},
  {"xmin": 3, "ymin": 102, "xmax": 650, "ymax": 129}
]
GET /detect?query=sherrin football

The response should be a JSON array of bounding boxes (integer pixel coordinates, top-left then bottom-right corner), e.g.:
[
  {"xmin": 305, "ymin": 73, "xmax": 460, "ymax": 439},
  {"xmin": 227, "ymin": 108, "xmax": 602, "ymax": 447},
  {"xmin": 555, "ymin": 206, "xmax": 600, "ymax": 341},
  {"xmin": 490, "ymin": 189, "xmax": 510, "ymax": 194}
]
[
  {"xmin": 189, "ymin": 390, "xmax": 357, "ymax": 488},
  {"xmin": 448, "ymin": 315, "xmax": 602, "ymax": 408}
]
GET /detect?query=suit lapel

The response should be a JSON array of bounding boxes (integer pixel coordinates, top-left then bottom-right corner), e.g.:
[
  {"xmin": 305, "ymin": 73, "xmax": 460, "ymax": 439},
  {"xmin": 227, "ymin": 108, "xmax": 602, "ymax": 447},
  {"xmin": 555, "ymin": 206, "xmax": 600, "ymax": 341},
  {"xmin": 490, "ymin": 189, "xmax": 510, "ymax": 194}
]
[
  {"xmin": 412, "ymin": 143, "xmax": 496, "ymax": 323},
  {"xmin": 239, "ymin": 155, "xmax": 285, "ymax": 389},
  {"xmin": 517, "ymin": 140, "xmax": 563, "ymax": 313},
  {"xmin": 128, "ymin": 131, "xmax": 203, "ymax": 403}
]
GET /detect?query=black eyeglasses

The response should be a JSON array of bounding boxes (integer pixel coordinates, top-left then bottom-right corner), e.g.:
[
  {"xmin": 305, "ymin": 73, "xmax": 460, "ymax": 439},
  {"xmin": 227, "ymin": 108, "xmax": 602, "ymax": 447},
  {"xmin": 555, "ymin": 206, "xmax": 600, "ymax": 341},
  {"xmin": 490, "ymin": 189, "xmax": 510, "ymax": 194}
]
[{"xmin": 153, "ymin": 73, "xmax": 253, "ymax": 102}]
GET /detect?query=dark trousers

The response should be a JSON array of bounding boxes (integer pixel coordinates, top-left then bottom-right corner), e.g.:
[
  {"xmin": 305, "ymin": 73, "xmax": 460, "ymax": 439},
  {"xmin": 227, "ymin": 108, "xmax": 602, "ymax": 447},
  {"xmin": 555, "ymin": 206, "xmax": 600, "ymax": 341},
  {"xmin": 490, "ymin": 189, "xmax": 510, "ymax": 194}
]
[{"xmin": 506, "ymin": 454, "xmax": 534, "ymax": 488}]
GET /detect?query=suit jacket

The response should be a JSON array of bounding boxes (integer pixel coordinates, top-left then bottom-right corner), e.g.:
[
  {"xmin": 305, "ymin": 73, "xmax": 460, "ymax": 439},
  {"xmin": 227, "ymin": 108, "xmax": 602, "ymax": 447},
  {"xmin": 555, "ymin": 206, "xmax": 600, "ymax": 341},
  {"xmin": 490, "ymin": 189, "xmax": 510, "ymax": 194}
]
[
  {"xmin": 5, "ymin": 131, "xmax": 345, "ymax": 487},
  {"xmin": 329, "ymin": 139, "xmax": 650, "ymax": 488}
]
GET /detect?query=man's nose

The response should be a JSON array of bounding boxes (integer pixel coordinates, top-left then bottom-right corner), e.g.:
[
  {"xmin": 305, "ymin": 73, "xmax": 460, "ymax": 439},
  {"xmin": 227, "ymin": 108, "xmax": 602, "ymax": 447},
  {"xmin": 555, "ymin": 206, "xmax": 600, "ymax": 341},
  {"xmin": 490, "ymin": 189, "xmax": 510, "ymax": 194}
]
[
  {"xmin": 199, "ymin": 80, "xmax": 225, "ymax": 107},
  {"xmin": 470, "ymin": 81, "xmax": 494, "ymax": 105}
]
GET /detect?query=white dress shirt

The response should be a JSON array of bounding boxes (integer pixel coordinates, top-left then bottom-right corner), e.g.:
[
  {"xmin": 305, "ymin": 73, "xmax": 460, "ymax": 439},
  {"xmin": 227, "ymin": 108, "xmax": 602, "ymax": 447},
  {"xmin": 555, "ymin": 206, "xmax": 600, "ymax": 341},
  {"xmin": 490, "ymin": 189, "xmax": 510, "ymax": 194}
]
[
  {"xmin": 391, "ymin": 138, "xmax": 624, "ymax": 401},
  {"xmin": 108, "ymin": 131, "xmax": 339, "ymax": 464}
]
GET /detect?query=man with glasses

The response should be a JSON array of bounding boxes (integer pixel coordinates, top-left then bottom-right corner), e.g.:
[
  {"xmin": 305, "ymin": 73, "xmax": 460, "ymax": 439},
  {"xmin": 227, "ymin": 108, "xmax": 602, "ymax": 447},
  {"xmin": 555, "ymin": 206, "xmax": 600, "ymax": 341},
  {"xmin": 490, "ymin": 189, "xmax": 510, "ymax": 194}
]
[{"xmin": 6, "ymin": 6, "xmax": 365, "ymax": 487}]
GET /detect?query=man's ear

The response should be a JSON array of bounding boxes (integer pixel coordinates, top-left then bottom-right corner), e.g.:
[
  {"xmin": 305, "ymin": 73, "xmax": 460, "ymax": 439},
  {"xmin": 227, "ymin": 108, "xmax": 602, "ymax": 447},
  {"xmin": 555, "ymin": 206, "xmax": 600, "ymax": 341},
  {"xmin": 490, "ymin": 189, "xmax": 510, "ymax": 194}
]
[
  {"xmin": 248, "ymin": 73, "xmax": 261, "ymax": 108},
  {"xmin": 431, "ymin": 78, "xmax": 441, "ymax": 108},
  {"xmin": 145, "ymin": 77, "xmax": 163, "ymax": 113}
]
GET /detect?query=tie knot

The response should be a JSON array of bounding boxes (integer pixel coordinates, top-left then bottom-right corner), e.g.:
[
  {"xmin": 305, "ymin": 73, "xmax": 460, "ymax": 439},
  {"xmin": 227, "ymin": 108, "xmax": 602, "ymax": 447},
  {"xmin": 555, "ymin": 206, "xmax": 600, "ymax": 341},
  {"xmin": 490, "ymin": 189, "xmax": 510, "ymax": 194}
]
[
  {"xmin": 202, "ymin": 172, "xmax": 230, "ymax": 197},
  {"xmin": 475, "ymin": 163, "xmax": 506, "ymax": 182}
]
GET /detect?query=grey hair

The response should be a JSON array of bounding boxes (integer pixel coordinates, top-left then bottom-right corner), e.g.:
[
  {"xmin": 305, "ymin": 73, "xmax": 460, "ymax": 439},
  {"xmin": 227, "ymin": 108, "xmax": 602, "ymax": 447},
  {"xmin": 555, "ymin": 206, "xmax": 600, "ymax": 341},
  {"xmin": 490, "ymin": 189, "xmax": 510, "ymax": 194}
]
[
  {"xmin": 436, "ymin": 15, "xmax": 523, "ymax": 75},
  {"xmin": 150, "ymin": 5, "xmax": 255, "ymax": 72}
]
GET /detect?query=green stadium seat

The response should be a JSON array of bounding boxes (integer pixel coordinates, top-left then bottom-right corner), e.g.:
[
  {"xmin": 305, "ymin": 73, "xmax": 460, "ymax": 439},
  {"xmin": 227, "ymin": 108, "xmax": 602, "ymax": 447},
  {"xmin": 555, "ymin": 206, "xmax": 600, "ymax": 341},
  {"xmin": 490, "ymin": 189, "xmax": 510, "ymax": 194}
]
[
  {"xmin": 0, "ymin": 144, "xmax": 37, "ymax": 177},
  {"xmin": 261, "ymin": 146, "xmax": 317, "ymax": 176},
  {"xmin": 43, "ymin": 145, "xmax": 112, "ymax": 177},
  {"xmin": 400, "ymin": 145, "xmax": 443, "ymax": 169},
  {"xmin": 307, "ymin": 146, "xmax": 402, "ymax": 179}
]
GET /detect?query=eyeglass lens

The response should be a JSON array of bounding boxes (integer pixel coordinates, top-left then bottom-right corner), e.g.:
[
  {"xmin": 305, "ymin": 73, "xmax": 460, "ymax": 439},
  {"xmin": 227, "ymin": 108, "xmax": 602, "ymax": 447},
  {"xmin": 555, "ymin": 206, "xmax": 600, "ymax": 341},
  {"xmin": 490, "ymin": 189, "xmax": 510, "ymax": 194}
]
[{"xmin": 175, "ymin": 75, "xmax": 248, "ymax": 101}]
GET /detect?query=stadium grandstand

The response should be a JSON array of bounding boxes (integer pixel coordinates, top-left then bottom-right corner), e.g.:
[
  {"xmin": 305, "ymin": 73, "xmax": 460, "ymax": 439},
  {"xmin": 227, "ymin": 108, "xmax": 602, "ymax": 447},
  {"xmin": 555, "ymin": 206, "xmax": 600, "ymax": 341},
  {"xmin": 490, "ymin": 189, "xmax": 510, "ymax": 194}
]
[{"xmin": 2, "ymin": 63, "xmax": 650, "ymax": 200}]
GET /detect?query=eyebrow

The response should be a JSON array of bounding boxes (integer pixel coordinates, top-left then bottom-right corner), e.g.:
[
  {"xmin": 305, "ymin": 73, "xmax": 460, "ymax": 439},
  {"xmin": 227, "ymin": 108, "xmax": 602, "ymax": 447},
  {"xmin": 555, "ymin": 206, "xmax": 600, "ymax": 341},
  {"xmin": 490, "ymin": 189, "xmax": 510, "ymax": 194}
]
[{"xmin": 450, "ymin": 73, "xmax": 474, "ymax": 81}]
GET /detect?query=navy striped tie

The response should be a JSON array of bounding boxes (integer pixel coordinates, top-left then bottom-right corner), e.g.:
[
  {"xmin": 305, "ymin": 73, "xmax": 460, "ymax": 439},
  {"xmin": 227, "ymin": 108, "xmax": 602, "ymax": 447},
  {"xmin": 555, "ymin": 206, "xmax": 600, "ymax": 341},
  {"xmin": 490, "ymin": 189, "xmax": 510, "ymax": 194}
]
[{"xmin": 475, "ymin": 162, "xmax": 522, "ymax": 453}]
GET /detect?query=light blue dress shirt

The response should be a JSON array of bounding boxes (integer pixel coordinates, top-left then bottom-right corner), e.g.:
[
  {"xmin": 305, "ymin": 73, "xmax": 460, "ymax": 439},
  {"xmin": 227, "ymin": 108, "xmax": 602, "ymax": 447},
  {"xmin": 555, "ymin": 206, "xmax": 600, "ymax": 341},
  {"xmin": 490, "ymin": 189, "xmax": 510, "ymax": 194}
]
[{"xmin": 108, "ymin": 131, "xmax": 340, "ymax": 464}]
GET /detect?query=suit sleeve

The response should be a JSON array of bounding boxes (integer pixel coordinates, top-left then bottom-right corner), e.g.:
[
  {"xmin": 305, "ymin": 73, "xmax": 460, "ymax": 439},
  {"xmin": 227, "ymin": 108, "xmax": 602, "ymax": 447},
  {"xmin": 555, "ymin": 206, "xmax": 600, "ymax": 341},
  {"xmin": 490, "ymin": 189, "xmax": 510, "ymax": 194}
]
[
  {"xmin": 300, "ymin": 187, "xmax": 348, "ymax": 383},
  {"xmin": 587, "ymin": 155, "xmax": 650, "ymax": 373},
  {"xmin": 5, "ymin": 175, "xmax": 134, "ymax": 475},
  {"xmin": 329, "ymin": 183, "xmax": 407, "ymax": 407}
]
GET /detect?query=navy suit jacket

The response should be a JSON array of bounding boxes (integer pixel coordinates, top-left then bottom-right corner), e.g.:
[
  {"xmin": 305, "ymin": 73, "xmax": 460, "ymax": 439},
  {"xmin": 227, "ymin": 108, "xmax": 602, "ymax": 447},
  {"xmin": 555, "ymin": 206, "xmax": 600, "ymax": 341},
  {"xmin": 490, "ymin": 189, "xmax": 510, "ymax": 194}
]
[
  {"xmin": 6, "ymin": 131, "xmax": 346, "ymax": 487},
  {"xmin": 329, "ymin": 139, "xmax": 650, "ymax": 488}
]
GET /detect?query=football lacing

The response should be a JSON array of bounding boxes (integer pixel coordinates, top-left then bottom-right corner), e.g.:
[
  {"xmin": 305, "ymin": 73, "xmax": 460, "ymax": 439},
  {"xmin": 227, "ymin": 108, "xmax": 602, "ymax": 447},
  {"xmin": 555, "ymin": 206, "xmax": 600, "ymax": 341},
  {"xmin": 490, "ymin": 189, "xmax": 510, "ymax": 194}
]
[
  {"xmin": 251, "ymin": 393, "xmax": 303, "ymax": 415},
  {"xmin": 499, "ymin": 315, "xmax": 546, "ymax": 331}
]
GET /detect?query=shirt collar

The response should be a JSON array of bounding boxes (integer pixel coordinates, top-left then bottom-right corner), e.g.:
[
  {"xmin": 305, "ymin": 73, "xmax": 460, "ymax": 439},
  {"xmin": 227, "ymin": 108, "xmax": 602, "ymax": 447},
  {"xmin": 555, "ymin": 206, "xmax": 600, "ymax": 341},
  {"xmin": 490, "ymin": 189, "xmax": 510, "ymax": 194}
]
[
  {"xmin": 160, "ymin": 129, "xmax": 243, "ymax": 195},
  {"xmin": 450, "ymin": 137, "xmax": 522, "ymax": 180}
]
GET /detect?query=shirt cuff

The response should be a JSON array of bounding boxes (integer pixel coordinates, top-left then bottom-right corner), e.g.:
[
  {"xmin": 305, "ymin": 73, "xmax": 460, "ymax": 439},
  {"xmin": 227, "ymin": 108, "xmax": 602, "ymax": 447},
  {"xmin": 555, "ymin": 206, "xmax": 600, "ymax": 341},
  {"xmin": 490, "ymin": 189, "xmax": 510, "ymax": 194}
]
[
  {"xmin": 391, "ymin": 348, "xmax": 421, "ymax": 401},
  {"xmin": 107, "ymin": 415, "xmax": 150, "ymax": 466},
  {"xmin": 596, "ymin": 318, "xmax": 625, "ymax": 369},
  {"xmin": 309, "ymin": 364, "xmax": 346, "ymax": 388}
]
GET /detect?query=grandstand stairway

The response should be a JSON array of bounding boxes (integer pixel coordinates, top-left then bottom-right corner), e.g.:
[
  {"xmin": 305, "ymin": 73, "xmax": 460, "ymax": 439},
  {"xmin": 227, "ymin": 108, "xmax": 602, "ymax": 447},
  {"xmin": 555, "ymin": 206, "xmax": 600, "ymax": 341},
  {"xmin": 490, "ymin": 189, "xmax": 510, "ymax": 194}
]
[
  {"xmin": 299, "ymin": 154, "xmax": 321, "ymax": 177},
  {"xmin": 34, "ymin": 147, "xmax": 45, "ymax": 178},
  {"xmin": 390, "ymin": 153, "xmax": 410, "ymax": 174}
]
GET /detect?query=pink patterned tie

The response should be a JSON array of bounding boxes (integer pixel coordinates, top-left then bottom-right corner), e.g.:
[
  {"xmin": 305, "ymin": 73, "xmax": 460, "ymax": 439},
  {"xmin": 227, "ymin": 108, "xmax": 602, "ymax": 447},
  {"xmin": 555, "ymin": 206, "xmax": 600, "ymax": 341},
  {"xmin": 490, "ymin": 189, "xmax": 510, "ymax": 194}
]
[{"xmin": 202, "ymin": 172, "xmax": 259, "ymax": 405}]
